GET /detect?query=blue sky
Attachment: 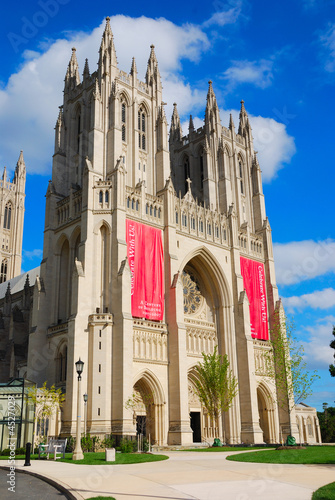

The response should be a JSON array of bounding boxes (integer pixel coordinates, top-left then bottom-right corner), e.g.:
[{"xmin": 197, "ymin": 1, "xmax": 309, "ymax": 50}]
[{"xmin": 1, "ymin": 0, "xmax": 335, "ymax": 411}]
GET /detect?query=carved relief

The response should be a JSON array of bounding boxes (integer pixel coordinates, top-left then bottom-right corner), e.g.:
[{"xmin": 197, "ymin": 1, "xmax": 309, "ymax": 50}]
[{"xmin": 133, "ymin": 329, "xmax": 167, "ymax": 362}]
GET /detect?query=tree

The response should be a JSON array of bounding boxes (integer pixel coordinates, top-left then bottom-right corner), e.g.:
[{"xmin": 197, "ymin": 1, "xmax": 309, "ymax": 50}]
[
  {"xmin": 264, "ymin": 312, "xmax": 319, "ymax": 437},
  {"xmin": 192, "ymin": 346, "xmax": 238, "ymax": 439},
  {"xmin": 125, "ymin": 390, "xmax": 154, "ymax": 450},
  {"xmin": 28, "ymin": 381, "xmax": 65, "ymax": 443},
  {"xmin": 329, "ymin": 325, "xmax": 335, "ymax": 377}
]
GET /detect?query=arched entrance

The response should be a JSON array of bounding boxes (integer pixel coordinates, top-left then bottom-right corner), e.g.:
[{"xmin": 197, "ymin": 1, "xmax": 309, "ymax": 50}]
[
  {"xmin": 132, "ymin": 371, "xmax": 165, "ymax": 446},
  {"xmin": 257, "ymin": 383, "xmax": 277, "ymax": 444}
]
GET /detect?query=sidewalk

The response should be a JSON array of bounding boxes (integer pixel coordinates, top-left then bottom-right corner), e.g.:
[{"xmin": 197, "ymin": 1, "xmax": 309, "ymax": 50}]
[{"xmin": 2, "ymin": 451, "xmax": 335, "ymax": 500}]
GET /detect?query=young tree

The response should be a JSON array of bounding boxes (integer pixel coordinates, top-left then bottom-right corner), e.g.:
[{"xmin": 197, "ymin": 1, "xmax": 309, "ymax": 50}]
[
  {"xmin": 329, "ymin": 325, "xmax": 335, "ymax": 377},
  {"xmin": 125, "ymin": 390, "xmax": 154, "ymax": 450},
  {"xmin": 192, "ymin": 346, "xmax": 238, "ymax": 439},
  {"xmin": 28, "ymin": 381, "xmax": 65, "ymax": 442},
  {"xmin": 264, "ymin": 312, "xmax": 319, "ymax": 438}
]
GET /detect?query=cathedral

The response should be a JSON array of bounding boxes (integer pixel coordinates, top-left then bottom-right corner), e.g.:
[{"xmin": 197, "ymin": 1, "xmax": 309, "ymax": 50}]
[{"xmin": 0, "ymin": 18, "xmax": 322, "ymax": 446}]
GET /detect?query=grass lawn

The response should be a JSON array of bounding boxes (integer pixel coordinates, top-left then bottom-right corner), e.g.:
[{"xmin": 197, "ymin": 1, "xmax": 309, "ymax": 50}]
[
  {"xmin": 227, "ymin": 446, "xmax": 335, "ymax": 464},
  {"xmin": 182, "ymin": 447, "xmax": 265, "ymax": 452},
  {"xmin": 312, "ymin": 482, "xmax": 335, "ymax": 500},
  {"xmin": 86, "ymin": 497, "xmax": 116, "ymax": 500},
  {"xmin": 0, "ymin": 452, "xmax": 168, "ymax": 465}
]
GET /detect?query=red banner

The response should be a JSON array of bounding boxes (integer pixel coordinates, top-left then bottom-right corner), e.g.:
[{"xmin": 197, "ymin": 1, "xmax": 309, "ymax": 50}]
[
  {"xmin": 126, "ymin": 220, "xmax": 164, "ymax": 321},
  {"xmin": 240, "ymin": 257, "xmax": 268, "ymax": 340}
]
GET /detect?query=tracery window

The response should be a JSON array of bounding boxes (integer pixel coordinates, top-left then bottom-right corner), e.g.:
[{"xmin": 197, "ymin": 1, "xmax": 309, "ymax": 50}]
[
  {"xmin": 0, "ymin": 260, "xmax": 7, "ymax": 283},
  {"xmin": 181, "ymin": 270, "xmax": 203, "ymax": 314},
  {"xmin": 239, "ymin": 160, "xmax": 244, "ymax": 195},
  {"xmin": 184, "ymin": 157, "xmax": 190, "ymax": 193},
  {"xmin": 138, "ymin": 106, "xmax": 146, "ymax": 150},
  {"xmin": 4, "ymin": 203, "xmax": 11, "ymax": 230},
  {"xmin": 121, "ymin": 102, "xmax": 126, "ymax": 142}
]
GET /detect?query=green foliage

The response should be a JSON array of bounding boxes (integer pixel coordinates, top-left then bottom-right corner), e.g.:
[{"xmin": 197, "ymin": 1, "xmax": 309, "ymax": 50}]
[
  {"xmin": 66, "ymin": 436, "xmax": 75, "ymax": 452},
  {"xmin": 81, "ymin": 433, "xmax": 101, "ymax": 452},
  {"xmin": 264, "ymin": 313, "xmax": 319, "ymax": 413},
  {"xmin": 28, "ymin": 381, "xmax": 65, "ymax": 438},
  {"xmin": 227, "ymin": 446, "xmax": 335, "ymax": 464},
  {"xmin": 329, "ymin": 325, "xmax": 335, "ymax": 377},
  {"xmin": 101, "ymin": 434, "xmax": 115, "ymax": 449},
  {"xmin": 312, "ymin": 482, "xmax": 335, "ymax": 500},
  {"xmin": 317, "ymin": 406, "xmax": 335, "ymax": 443},
  {"xmin": 193, "ymin": 346, "xmax": 238, "ymax": 424},
  {"xmin": 120, "ymin": 437, "xmax": 136, "ymax": 453}
]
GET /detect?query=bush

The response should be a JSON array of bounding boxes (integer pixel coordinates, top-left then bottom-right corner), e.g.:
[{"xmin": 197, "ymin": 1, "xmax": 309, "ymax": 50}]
[
  {"xmin": 66, "ymin": 436, "xmax": 75, "ymax": 452},
  {"xmin": 1, "ymin": 449, "xmax": 10, "ymax": 456},
  {"xmin": 15, "ymin": 447, "xmax": 26, "ymax": 455},
  {"xmin": 102, "ymin": 434, "xmax": 115, "ymax": 449},
  {"xmin": 120, "ymin": 438, "xmax": 135, "ymax": 453}
]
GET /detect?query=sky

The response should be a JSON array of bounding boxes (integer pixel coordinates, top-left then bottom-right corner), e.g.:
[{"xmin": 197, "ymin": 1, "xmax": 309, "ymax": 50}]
[{"xmin": 1, "ymin": 0, "xmax": 335, "ymax": 411}]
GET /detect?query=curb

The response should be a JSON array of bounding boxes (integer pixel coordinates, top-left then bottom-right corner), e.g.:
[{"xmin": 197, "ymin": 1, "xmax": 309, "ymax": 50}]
[{"xmin": 0, "ymin": 465, "xmax": 84, "ymax": 500}]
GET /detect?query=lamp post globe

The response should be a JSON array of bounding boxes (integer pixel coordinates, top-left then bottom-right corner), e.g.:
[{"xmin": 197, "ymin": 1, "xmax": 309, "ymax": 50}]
[{"xmin": 73, "ymin": 358, "xmax": 84, "ymax": 460}]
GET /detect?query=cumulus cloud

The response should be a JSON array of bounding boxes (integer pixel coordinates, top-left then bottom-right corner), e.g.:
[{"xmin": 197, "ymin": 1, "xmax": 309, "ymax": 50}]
[
  {"xmin": 220, "ymin": 109, "xmax": 295, "ymax": 181},
  {"xmin": 23, "ymin": 248, "xmax": 43, "ymax": 260},
  {"xmin": 320, "ymin": 23, "xmax": 335, "ymax": 72},
  {"xmin": 273, "ymin": 239, "xmax": 335, "ymax": 286},
  {"xmin": 283, "ymin": 288, "xmax": 335, "ymax": 313},
  {"xmin": 299, "ymin": 318, "xmax": 335, "ymax": 370},
  {"xmin": 223, "ymin": 59, "xmax": 274, "ymax": 89},
  {"xmin": 0, "ymin": 15, "xmax": 210, "ymax": 175}
]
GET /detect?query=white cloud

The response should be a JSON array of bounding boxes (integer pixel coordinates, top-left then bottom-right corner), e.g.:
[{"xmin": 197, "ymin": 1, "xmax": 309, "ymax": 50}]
[
  {"xmin": 320, "ymin": 23, "xmax": 335, "ymax": 72},
  {"xmin": 299, "ymin": 318, "xmax": 334, "ymax": 370},
  {"xmin": 0, "ymin": 16, "xmax": 210, "ymax": 175},
  {"xmin": 203, "ymin": 2, "xmax": 243, "ymax": 28},
  {"xmin": 23, "ymin": 248, "xmax": 43, "ymax": 260},
  {"xmin": 283, "ymin": 288, "xmax": 335, "ymax": 313},
  {"xmin": 273, "ymin": 239, "xmax": 335, "ymax": 286},
  {"xmin": 220, "ymin": 109, "xmax": 295, "ymax": 181},
  {"xmin": 223, "ymin": 59, "xmax": 274, "ymax": 88}
]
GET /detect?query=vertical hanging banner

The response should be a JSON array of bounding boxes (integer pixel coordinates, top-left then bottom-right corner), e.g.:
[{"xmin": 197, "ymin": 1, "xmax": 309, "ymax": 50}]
[
  {"xmin": 240, "ymin": 257, "xmax": 269, "ymax": 340},
  {"xmin": 126, "ymin": 219, "xmax": 164, "ymax": 321}
]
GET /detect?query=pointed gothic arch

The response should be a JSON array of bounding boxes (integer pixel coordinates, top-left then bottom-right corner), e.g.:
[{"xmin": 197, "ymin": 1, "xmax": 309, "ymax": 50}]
[
  {"xmin": 257, "ymin": 382, "xmax": 278, "ymax": 444},
  {"xmin": 133, "ymin": 369, "xmax": 165, "ymax": 445}
]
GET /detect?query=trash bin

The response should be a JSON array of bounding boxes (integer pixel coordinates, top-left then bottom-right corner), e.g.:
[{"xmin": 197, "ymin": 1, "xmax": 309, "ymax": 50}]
[{"xmin": 105, "ymin": 448, "xmax": 116, "ymax": 461}]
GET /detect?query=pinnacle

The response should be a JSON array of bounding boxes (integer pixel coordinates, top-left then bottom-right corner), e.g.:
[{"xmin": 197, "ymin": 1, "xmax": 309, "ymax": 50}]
[
  {"xmin": 17, "ymin": 150, "xmax": 25, "ymax": 165},
  {"xmin": 229, "ymin": 113, "xmax": 235, "ymax": 130},
  {"xmin": 130, "ymin": 56, "xmax": 137, "ymax": 75},
  {"xmin": 240, "ymin": 99, "xmax": 246, "ymax": 113},
  {"xmin": 83, "ymin": 58, "xmax": 90, "ymax": 78}
]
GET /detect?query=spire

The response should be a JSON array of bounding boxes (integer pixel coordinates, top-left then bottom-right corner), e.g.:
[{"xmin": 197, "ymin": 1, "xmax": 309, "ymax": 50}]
[
  {"xmin": 83, "ymin": 58, "xmax": 90, "ymax": 79},
  {"xmin": 205, "ymin": 80, "xmax": 221, "ymax": 130},
  {"xmin": 2, "ymin": 166, "xmax": 7, "ymax": 182},
  {"xmin": 130, "ymin": 57, "xmax": 137, "ymax": 76},
  {"xmin": 64, "ymin": 47, "xmax": 80, "ymax": 92},
  {"xmin": 229, "ymin": 113, "xmax": 235, "ymax": 131},
  {"xmin": 93, "ymin": 78, "xmax": 101, "ymax": 100},
  {"xmin": 14, "ymin": 150, "xmax": 26, "ymax": 181},
  {"xmin": 169, "ymin": 103, "xmax": 183, "ymax": 143},
  {"xmin": 189, "ymin": 114, "xmax": 194, "ymax": 133},
  {"xmin": 98, "ymin": 16, "xmax": 118, "ymax": 78},
  {"xmin": 145, "ymin": 44, "xmax": 161, "ymax": 88},
  {"xmin": 238, "ymin": 99, "xmax": 250, "ymax": 135}
]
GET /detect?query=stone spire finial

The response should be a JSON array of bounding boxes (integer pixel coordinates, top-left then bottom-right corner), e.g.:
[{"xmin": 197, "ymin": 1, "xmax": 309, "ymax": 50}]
[
  {"xmin": 189, "ymin": 114, "xmax": 194, "ymax": 132},
  {"xmin": 146, "ymin": 44, "xmax": 161, "ymax": 87},
  {"xmin": 130, "ymin": 57, "xmax": 137, "ymax": 76},
  {"xmin": 83, "ymin": 58, "xmax": 90, "ymax": 78},
  {"xmin": 229, "ymin": 113, "xmax": 235, "ymax": 130},
  {"xmin": 65, "ymin": 47, "xmax": 80, "ymax": 90},
  {"xmin": 169, "ymin": 103, "xmax": 183, "ymax": 142}
]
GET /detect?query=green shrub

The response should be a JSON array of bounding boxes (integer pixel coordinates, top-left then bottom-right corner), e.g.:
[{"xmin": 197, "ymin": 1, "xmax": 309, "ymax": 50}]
[
  {"xmin": 1, "ymin": 449, "xmax": 10, "ymax": 456},
  {"xmin": 102, "ymin": 434, "xmax": 115, "ymax": 449},
  {"xmin": 120, "ymin": 438, "xmax": 135, "ymax": 453},
  {"xmin": 66, "ymin": 436, "xmax": 75, "ymax": 452},
  {"xmin": 15, "ymin": 447, "xmax": 26, "ymax": 455}
]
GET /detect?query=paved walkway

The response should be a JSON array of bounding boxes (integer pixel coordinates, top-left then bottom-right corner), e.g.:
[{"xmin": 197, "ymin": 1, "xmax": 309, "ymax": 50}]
[
  {"xmin": 0, "ymin": 467, "xmax": 67, "ymax": 499},
  {"xmin": 2, "ymin": 451, "xmax": 335, "ymax": 500}
]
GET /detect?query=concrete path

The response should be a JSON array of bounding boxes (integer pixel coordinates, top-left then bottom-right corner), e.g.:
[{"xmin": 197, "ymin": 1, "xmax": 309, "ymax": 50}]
[
  {"xmin": 0, "ymin": 467, "xmax": 67, "ymax": 499},
  {"xmin": 3, "ymin": 451, "xmax": 335, "ymax": 500}
]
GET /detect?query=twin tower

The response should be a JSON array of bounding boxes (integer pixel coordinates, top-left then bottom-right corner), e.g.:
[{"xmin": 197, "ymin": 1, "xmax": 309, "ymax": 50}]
[{"xmin": 24, "ymin": 17, "xmax": 298, "ymax": 445}]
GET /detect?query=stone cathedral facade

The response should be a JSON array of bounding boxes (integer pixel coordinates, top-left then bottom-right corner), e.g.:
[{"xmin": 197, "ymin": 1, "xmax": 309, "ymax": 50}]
[{"xmin": 5, "ymin": 17, "xmax": 317, "ymax": 445}]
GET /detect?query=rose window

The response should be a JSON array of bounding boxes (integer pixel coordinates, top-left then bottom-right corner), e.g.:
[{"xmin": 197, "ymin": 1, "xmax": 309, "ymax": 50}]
[{"xmin": 181, "ymin": 270, "xmax": 203, "ymax": 314}]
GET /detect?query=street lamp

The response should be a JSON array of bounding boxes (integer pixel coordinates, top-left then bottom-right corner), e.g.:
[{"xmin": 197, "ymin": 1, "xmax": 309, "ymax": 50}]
[
  {"xmin": 83, "ymin": 393, "xmax": 88, "ymax": 436},
  {"xmin": 72, "ymin": 358, "xmax": 84, "ymax": 460}
]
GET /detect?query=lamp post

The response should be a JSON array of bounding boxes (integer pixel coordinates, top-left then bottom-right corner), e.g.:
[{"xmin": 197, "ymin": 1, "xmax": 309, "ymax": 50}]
[
  {"xmin": 72, "ymin": 358, "xmax": 84, "ymax": 460},
  {"xmin": 83, "ymin": 393, "xmax": 88, "ymax": 436}
]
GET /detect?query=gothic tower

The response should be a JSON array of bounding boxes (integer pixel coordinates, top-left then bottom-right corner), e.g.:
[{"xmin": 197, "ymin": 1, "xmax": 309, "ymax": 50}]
[
  {"xmin": 0, "ymin": 152, "xmax": 26, "ymax": 283},
  {"xmin": 27, "ymin": 18, "xmax": 299, "ymax": 446}
]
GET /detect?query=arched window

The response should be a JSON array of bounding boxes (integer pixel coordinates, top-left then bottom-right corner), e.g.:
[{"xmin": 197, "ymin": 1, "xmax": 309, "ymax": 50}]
[
  {"xmin": 138, "ymin": 106, "xmax": 146, "ymax": 150},
  {"xmin": 99, "ymin": 191, "xmax": 103, "ymax": 204},
  {"xmin": 184, "ymin": 157, "xmax": 190, "ymax": 194},
  {"xmin": 105, "ymin": 191, "xmax": 109, "ymax": 204},
  {"xmin": 121, "ymin": 101, "xmax": 126, "ymax": 142},
  {"xmin": 4, "ymin": 203, "xmax": 12, "ymax": 230},
  {"xmin": 199, "ymin": 151, "xmax": 204, "ymax": 189},
  {"xmin": 0, "ymin": 260, "xmax": 7, "ymax": 283},
  {"xmin": 239, "ymin": 160, "xmax": 244, "ymax": 195},
  {"xmin": 77, "ymin": 113, "xmax": 81, "ymax": 153}
]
